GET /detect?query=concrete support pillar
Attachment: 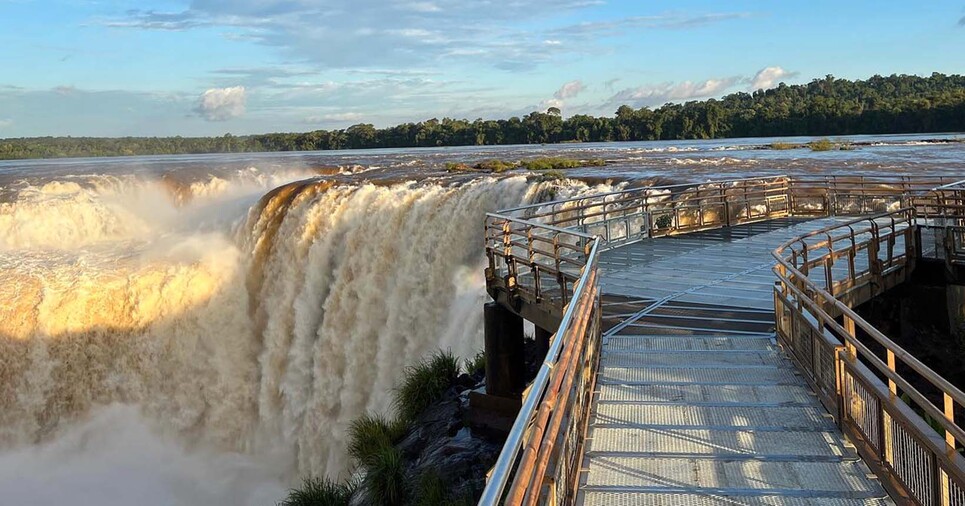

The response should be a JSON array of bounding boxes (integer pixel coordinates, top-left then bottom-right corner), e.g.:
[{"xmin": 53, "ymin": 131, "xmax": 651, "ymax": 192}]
[
  {"xmin": 484, "ymin": 301, "xmax": 525, "ymax": 398},
  {"xmin": 535, "ymin": 325, "xmax": 553, "ymax": 364}
]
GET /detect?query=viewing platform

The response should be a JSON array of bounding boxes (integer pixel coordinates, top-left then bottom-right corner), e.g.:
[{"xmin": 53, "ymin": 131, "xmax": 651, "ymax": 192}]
[{"xmin": 475, "ymin": 176, "xmax": 965, "ymax": 506}]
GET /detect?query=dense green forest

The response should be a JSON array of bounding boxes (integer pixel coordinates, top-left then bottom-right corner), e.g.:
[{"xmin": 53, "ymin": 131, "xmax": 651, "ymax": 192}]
[{"xmin": 2, "ymin": 73, "xmax": 964, "ymax": 160}]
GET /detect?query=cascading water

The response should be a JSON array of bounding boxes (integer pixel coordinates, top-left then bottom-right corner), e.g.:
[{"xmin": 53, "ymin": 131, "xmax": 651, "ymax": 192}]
[{"xmin": 0, "ymin": 165, "xmax": 616, "ymax": 505}]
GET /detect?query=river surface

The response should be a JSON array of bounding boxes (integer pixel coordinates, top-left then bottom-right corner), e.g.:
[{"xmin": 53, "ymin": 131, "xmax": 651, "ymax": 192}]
[
  {"xmin": 0, "ymin": 133, "xmax": 961, "ymax": 505},
  {"xmin": 2, "ymin": 133, "xmax": 963, "ymax": 186}
]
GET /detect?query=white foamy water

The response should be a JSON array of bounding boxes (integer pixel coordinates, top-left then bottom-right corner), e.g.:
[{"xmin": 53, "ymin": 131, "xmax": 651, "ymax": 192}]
[{"xmin": 0, "ymin": 165, "xmax": 609, "ymax": 504}]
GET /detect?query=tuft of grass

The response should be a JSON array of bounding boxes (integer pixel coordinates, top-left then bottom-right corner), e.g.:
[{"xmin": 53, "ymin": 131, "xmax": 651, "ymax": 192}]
[
  {"xmin": 474, "ymin": 159, "xmax": 518, "ymax": 173},
  {"xmin": 536, "ymin": 169, "xmax": 566, "ymax": 182},
  {"xmin": 395, "ymin": 349, "xmax": 461, "ymax": 422},
  {"xmin": 445, "ymin": 162, "xmax": 474, "ymax": 172},
  {"xmin": 463, "ymin": 350, "xmax": 486, "ymax": 376},
  {"xmin": 412, "ymin": 469, "xmax": 474, "ymax": 506},
  {"xmin": 348, "ymin": 414, "xmax": 410, "ymax": 466},
  {"xmin": 808, "ymin": 138, "xmax": 835, "ymax": 151},
  {"xmin": 413, "ymin": 469, "xmax": 448, "ymax": 506},
  {"xmin": 278, "ymin": 477, "xmax": 357, "ymax": 506},
  {"xmin": 654, "ymin": 214, "xmax": 673, "ymax": 229},
  {"xmin": 521, "ymin": 157, "xmax": 605, "ymax": 171},
  {"xmin": 361, "ymin": 446, "xmax": 408, "ymax": 506},
  {"xmin": 770, "ymin": 141, "xmax": 800, "ymax": 150}
]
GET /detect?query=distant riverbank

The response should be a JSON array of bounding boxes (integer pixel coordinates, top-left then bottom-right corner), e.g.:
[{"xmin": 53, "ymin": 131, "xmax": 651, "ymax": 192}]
[{"xmin": 2, "ymin": 73, "xmax": 963, "ymax": 161}]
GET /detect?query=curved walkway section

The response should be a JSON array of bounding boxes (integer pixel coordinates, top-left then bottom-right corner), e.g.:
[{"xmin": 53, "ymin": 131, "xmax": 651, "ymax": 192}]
[{"xmin": 578, "ymin": 219, "xmax": 890, "ymax": 505}]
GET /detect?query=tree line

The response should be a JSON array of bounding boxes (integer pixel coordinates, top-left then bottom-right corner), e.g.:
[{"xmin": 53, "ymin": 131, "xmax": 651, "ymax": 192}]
[{"xmin": 2, "ymin": 73, "xmax": 963, "ymax": 160}]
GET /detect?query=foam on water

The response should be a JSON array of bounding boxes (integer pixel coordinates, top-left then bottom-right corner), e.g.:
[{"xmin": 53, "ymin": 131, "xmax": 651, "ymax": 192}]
[{"xmin": 0, "ymin": 167, "xmax": 612, "ymax": 502}]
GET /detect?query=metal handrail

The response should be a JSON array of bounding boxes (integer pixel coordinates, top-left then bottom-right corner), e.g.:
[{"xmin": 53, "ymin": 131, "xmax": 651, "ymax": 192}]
[
  {"xmin": 482, "ymin": 174, "xmax": 965, "ymax": 506},
  {"xmin": 775, "ymin": 211, "xmax": 965, "ymax": 405},
  {"xmin": 497, "ymin": 174, "xmax": 792, "ymax": 216},
  {"xmin": 773, "ymin": 208, "xmax": 965, "ymax": 505},
  {"xmin": 479, "ymin": 239, "xmax": 601, "ymax": 506}
]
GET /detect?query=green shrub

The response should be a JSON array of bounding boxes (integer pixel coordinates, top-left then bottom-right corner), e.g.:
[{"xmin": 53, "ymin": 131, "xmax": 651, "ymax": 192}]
[
  {"xmin": 536, "ymin": 169, "xmax": 566, "ymax": 182},
  {"xmin": 654, "ymin": 214, "xmax": 673, "ymax": 229},
  {"xmin": 464, "ymin": 350, "xmax": 486, "ymax": 375},
  {"xmin": 770, "ymin": 141, "xmax": 799, "ymax": 150},
  {"xmin": 413, "ymin": 469, "xmax": 448, "ymax": 506},
  {"xmin": 395, "ymin": 349, "xmax": 461, "ymax": 422},
  {"xmin": 445, "ymin": 162, "xmax": 473, "ymax": 172},
  {"xmin": 412, "ymin": 469, "xmax": 475, "ymax": 506},
  {"xmin": 278, "ymin": 477, "xmax": 356, "ymax": 506},
  {"xmin": 520, "ymin": 157, "xmax": 605, "ymax": 171},
  {"xmin": 348, "ymin": 414, "xmax": 409, "ymax": 466},
  {"xmin": 808, "ymin": 138, "xmax": 835, "ymax": 151},
  {"xmin": 475, "ymin": 159, "xmax": 518, "ymax": 173},
  {"xmin": 361, "ymin": 446, "xmax": 408, "ymax": 506}
]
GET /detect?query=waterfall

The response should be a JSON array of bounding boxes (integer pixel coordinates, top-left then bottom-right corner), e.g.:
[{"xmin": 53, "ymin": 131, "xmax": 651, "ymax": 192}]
[{"xmin": 0, "ymin": 166, "xmax": 615, "ymax": 504}]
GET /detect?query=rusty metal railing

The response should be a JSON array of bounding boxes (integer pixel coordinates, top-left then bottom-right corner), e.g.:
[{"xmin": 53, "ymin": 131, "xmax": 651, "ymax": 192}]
[
  {"xmin": 774, "ymin": 210, "xmax": 965, "ymax": 506},
  {"xmin": 485, "ymin": 213, "xmax": 594, "ymax": 308},
  {"xmin": 482, "ymin": 174, "xmax": 965, "ymax": 506},
  {"xmin": 479, "ymin": 239, "xmax": 602, "ymax": 506},
  {"xmin": 916, "ymin": 180, "xmax": 965, "ymax": 265},
  {"xmin": 499, "ymin": 175, "xmax": 792, "ymax": 251}
]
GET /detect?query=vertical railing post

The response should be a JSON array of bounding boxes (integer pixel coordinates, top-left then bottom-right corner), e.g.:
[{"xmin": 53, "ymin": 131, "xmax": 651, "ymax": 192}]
[
  {"xmin": 504, "ymin": 220, "xmax": 518, "ymax": 290},
  {"xmin": 528, "ymin": 228, "xmax": 537, "ymax": 296},
  {"xmin": 941, "ymin": 392, "xmax": 955, "ymax": 506},
  {"xmin": 883, "ymin": 349, "xmax": 896, "ymax": 469}
]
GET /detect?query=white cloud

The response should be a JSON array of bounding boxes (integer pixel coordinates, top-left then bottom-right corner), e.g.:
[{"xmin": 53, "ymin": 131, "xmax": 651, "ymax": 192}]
[
  {"xmin": 404, "ymin": 2, "xmax": 442, "ymax": 13},
  {"xmin": 554, "ymin": 80, "xmax": 586, "ymax": 100},
  {"xmin": 195, "ymin": 86, "xmax": 247, "ymax": 121},
  {"xmin": 305, "ymin": 112, "xmax": 365, "ymax": 123},
  {"xmin": 548, "ymin": 13, "xmax": 749, "ymax": 38},
  {"xmin": 0, "ymin": 118, "xmax": 13, "ymax": 129},
  {"xmin": 106, "ymin": 4, "xmax": 747, "ymax": 72},
  {"xmin": 609, "ymin": 77, "xmax": 741, "ymax": 107},
  {"xmin": 749, "ymin": 66, "xmax": 798, "ymax": 91}
]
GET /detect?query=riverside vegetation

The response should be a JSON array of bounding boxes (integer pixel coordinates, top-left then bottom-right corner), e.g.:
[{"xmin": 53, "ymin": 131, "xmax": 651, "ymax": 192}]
[
  {"xmin": 278, "ymin": 349, "xmax": 493, "ymax": 506},
  {"xmin": 2, "ymin": 73, "xmax": 965, "ymax": 160},
  {"xmin": 444, "ymin": 157, "xmax": 606, "ymax": 173}
]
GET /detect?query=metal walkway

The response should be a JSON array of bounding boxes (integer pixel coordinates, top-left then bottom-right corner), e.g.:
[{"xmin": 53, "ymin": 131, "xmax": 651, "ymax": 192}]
[{"xmin": 577, "ymin": 219, "xmax": 890, "ymax": 505}]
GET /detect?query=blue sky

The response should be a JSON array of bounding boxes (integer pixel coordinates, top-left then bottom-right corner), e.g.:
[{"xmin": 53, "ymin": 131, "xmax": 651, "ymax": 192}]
[{"xmin": 0, "ymin": 0, "xmax": 962, "ymax": 137}]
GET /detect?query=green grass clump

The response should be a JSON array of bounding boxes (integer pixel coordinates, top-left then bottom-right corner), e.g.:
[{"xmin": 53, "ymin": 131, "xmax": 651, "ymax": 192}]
[
  {"xmin": 474, "ymin": 159, "xmax": 518, "ymax": 173},
  {"xmin": 362, "ymin": 446, "xmax": 408, "ymax": 506},
  {"xmin": 445, "ymin": 162, "xmax": 474, "ymax": 172},
  {"xmin": 770, "ymin": 141, "xmax": 800, "ymax": 150},
  {"xmin": 348, "ymin": 414, "xmax": 410, "ymax": 466},
  {"xmin": 808, "ymin": 138, "xmax": 835, "ymax": 151},
  {"xmin": 521, "ymin": 157, "xmax": 605, "ymax": 171},
  {"xmin": 413, "ymin": 469, "xmax": 473, "ymax": 506},
  {"xmin": 278, "ymin": 477, "xmax": 357, "ymax": 506},
  {"xmin": 654, "ymin": 214, "xmax": 673, "ymax": 229},
  {"xmin": 536, "ymin": 169, "xmax": 566, "ymax": 182},
  {"xmin": 463, "ymin": 350, "xmax": 486, "ymax": 376},
  {"xmin": 395, "ymin": 349, "xmax": 461, "ymax": 422}
]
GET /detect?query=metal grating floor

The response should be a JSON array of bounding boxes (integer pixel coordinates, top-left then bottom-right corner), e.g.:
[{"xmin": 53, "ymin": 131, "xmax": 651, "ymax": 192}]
[{"xmin": 577, "ymin": 219, "xmax": 890, "ymax": 505}]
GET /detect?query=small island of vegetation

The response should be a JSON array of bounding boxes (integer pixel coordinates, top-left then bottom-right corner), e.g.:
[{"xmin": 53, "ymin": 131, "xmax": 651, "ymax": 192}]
[{"xmin": 444, "ymin": 157, "xmax": 606, "ymax": 173}]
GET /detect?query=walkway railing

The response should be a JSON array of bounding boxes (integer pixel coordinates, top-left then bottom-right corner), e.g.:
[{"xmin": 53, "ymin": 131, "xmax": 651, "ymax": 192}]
[
  {"xmin": 497, "ymin": 175, "xmax": 792, "ymax": 251},
  {"xmin": 479, "ymin": 239, "xmax": 601, "ymax": 506},
  {"xmin": 774, "ymin": 211, "xmax": 965, "ymax": 506},
  {"xmin": 486, "ymin": 175, "xmax": 961, "ymax": 312},
  {"xmin": 481, "ymin": 174, "xmax": 964, "ymax": 506}
]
